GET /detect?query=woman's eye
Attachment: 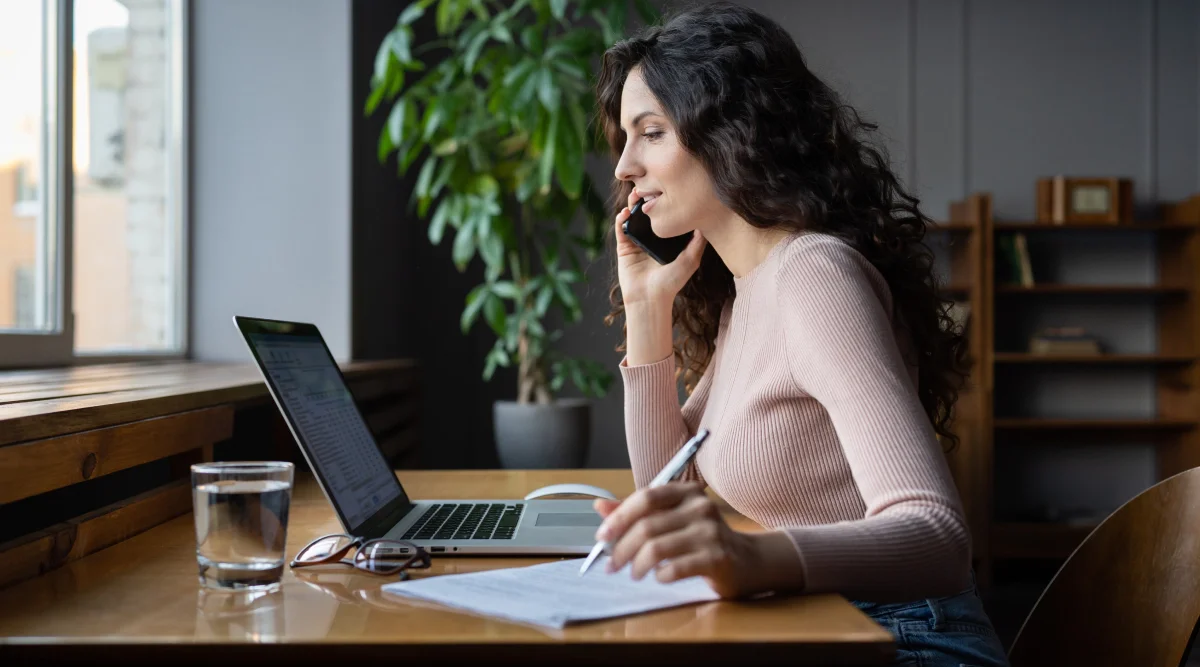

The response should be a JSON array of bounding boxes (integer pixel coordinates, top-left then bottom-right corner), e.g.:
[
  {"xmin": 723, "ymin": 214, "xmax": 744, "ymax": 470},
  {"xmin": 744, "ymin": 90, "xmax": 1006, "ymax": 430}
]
[{"xmin": 642, "ymin": 131, "xmax": 664, "ymax": 141}]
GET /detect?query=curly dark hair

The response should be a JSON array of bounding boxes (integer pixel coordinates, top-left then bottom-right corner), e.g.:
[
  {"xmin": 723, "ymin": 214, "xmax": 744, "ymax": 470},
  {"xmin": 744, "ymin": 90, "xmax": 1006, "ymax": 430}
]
[{"xmin": 596, "ymin": 2, "xmax": 970, "ymax": 448}]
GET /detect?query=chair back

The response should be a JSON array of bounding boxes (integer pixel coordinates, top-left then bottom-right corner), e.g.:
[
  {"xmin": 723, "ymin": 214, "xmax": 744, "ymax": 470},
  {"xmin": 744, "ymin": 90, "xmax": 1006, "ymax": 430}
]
[{"xmin": 1008, "ymin": 467, "xmax": 1200, "ymax": 666}]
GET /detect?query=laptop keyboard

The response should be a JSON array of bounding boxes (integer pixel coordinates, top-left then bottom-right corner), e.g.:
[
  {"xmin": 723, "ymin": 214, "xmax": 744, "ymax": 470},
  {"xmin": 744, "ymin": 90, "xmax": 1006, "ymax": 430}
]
[{"xmin": 400, "ymin": 503, "xmax": 524, "ymax": 541}]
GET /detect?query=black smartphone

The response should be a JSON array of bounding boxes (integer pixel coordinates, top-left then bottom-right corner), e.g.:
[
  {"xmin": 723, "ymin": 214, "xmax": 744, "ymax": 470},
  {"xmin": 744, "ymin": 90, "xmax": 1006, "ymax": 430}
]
[{"xmin": 622, "ymin": 198, "xmax": 693, "ymax": 265}]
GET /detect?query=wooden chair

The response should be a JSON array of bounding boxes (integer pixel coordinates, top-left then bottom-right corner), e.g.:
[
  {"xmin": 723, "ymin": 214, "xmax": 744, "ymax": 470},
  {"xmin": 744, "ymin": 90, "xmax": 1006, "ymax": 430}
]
[{"xmin": 1008, "ymin": 466, "xmax": 1200, "ymax": 666}]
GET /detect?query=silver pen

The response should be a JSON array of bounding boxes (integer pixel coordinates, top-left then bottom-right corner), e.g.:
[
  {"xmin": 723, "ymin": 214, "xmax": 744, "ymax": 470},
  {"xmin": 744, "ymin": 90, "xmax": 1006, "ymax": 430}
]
[{"xmin": 579, "ymin": 428, "xmax": 711, "ymax": 576}]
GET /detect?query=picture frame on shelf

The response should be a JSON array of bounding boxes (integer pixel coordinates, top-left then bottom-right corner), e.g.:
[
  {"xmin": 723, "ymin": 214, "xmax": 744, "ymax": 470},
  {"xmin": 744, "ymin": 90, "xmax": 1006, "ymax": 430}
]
[{"xmin": 1036, "ymin": 176, "xmax": 1133, "ymax": 225}]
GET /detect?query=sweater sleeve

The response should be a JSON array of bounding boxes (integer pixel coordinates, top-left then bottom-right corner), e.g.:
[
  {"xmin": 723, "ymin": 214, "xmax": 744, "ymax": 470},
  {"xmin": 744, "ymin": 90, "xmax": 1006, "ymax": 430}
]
[
  {"xmin": 777, "ymin": 237, "xmax": 972, "ymax": 601},
  {"xmin": 619, "ymin": 352, "xmax": 715, "ymax": 489}
]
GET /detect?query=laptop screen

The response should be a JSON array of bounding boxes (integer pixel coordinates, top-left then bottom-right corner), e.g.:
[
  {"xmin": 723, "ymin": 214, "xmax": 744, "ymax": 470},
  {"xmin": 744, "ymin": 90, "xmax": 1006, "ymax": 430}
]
[{"xmin": 244, "ymin": 328, "xmax": 406, "ymax": 531}]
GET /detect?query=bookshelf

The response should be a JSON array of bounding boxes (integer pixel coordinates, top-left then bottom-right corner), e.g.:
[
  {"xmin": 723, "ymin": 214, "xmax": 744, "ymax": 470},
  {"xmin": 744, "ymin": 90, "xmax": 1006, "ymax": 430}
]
[{"xmin": 933, "ymin": 193, "xmax": 1200, "ymax": 585}]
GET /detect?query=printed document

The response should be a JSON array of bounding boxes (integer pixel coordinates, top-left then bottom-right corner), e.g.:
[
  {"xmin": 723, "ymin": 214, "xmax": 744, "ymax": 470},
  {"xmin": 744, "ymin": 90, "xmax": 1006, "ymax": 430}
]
[{"xmin": 381, "ymin": 556, "xmax": 720, "ymax": 628}]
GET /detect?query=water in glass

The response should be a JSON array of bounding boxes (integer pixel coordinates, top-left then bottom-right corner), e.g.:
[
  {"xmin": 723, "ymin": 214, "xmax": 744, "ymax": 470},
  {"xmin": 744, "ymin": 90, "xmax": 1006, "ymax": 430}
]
[{"xmin": 193, "ymin": 478, "xmax": 292, "ymax": 590}]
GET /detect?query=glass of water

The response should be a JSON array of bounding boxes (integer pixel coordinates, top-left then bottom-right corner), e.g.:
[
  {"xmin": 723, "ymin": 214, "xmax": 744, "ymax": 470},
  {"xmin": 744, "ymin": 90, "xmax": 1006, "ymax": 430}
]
[{"xmin": 192, "ymin": 461, "xmax": 295, "ymax": 591}]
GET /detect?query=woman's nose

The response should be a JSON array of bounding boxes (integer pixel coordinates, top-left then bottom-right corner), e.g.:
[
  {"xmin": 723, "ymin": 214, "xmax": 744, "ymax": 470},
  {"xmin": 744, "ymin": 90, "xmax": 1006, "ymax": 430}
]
[{"xmin": 614, "ymin": 151, "xmax": 642, "ymax": 183}]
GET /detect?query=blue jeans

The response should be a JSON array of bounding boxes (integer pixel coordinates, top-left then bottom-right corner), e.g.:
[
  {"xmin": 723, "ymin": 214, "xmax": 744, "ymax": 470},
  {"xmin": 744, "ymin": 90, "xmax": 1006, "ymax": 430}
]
[{"xmin": 850, "ymin": 575, "xmax": 1010, "ymax": 667}]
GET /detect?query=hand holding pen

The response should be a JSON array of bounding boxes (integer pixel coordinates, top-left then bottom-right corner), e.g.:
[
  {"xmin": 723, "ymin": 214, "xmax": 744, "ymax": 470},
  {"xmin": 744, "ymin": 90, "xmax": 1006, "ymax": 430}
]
[
  {"xmin": 579, "ymin": 428, "xmax": 710, "ymax": 576},
  {"xmin": 579, "ymin": 426, "xmax": 805, "ymax": 598}
]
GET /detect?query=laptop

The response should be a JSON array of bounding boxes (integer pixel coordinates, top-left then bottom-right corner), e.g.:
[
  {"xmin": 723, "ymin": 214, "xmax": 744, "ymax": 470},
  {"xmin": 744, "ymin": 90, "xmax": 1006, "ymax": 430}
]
[{"xmin": 234, "ymin": 315, "xmax": 602, "ymax": 556}]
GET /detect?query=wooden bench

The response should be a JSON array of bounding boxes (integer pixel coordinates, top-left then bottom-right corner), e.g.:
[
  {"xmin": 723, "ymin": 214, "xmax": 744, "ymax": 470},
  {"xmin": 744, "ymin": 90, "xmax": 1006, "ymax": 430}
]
[{"xmin": 0, "ymin": 360, "xmax": 418, "ymax": 589}]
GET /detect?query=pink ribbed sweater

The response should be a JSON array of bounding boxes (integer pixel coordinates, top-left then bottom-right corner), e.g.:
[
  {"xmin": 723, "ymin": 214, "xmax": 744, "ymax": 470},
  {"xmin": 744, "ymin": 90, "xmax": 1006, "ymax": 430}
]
[{"xmin": 620, "ymin": 232, "xmax": 971, "ymax": 602}]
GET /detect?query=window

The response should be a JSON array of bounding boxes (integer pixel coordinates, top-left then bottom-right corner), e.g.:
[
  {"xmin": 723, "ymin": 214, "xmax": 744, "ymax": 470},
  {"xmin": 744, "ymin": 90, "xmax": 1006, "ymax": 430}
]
[
  {"xmin": 14, "ymin": 162, "xmax": 39, "ymax": 218},
  {"xmin": 0, "ymin": 0, "xmax": 187, "ymax": 367},
  {"xmin": 14, "ymin": 266, "xmax": 35, "ymax": 329}
]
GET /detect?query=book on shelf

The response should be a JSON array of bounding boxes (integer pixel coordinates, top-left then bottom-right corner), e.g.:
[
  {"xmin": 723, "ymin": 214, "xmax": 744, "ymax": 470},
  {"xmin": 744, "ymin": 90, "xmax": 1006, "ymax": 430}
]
[
  {"xmin": 997, "ymin": 232, "xmax": 1035, "ymax": 287},
  {"xmin": 1029, "ymin": 327, "xmax": 1102, "ymax": 355},
  {"xmin": 1013, "ymin": 233, "xmax": 1034, "ymax": 287}
]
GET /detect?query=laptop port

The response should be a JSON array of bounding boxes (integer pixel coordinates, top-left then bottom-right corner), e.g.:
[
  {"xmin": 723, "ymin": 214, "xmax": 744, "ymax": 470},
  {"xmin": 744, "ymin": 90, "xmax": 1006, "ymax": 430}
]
[{"xmin": 430, "ymin": 546, "xmax": 446, "ymax": 553}]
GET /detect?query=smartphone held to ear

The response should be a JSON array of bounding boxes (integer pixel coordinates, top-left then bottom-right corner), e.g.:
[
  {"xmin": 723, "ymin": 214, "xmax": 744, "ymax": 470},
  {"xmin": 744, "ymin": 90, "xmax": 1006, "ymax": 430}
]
[{"xmin": 622, "ymin": 198, "xmax": 693, "ymax": 265}]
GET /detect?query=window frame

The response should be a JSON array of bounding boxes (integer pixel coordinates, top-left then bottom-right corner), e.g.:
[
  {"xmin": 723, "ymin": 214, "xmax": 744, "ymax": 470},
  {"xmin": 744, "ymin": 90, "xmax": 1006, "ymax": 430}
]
[{"xmin": 0, "ymin": 0, "xmax": 191, "ymax": 369}]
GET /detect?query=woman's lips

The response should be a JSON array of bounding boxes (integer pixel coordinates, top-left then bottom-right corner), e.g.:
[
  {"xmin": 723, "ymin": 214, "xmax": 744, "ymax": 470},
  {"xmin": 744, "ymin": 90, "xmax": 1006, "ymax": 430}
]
[{"xmin": 642, "ymin": 195, "xmax": 660, "ymax": 213}]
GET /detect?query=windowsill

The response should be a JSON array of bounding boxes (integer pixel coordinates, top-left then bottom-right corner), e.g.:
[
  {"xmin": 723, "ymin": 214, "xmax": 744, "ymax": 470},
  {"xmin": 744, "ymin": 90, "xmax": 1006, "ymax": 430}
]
[{"xmin": 0, "ymin": 359, "xmax": 416, "ymax": 446}]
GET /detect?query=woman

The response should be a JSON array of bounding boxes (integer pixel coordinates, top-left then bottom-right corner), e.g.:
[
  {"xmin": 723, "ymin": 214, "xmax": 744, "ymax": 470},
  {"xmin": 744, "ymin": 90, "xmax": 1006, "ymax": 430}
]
[{"xmin": 591, "ymin": 3, "xmax": 1009, "ymax": 666}]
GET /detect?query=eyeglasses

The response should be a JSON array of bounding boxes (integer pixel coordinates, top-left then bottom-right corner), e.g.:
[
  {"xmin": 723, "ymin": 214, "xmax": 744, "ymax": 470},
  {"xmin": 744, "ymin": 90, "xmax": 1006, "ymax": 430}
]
[{"xmin": 289, "ymin": 534, "xmax": 431, "ymax": 579}]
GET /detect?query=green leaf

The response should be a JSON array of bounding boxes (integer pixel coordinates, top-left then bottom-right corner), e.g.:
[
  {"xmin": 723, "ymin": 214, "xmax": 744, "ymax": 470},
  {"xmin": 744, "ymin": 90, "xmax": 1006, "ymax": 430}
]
[
  {"xmin": 385, "ymin": 56, "xmax": 407, "ymax": 98},
  {"xmin": 387, "ymin": 99, "xmax": 408, "ymax": 145},
  {"xmin": 549, "ymin": 0, "xmax": 566, "ymax": 20},
  {"xmin": 400, "ymin": 140, "xmax": 423, "ymax": 173},
  {"xmin": 489, "ymin": 23, "xmax": 513, "ymax": 44},
  {"xmin": 554, "ymin": 279, "xmax": 579, "ymax": 316},
  {"xmin": 483, "ymin": 343, "xmax": 511, "ymax": 380},
  {"xmin": 480, "ymin": 233, "xmax": 505, "ymax": 274},
  {"xmin": 461, "ymin": 283, "xmax": 489, "ymax": 333},
  {"xmin": 502, "ymin": 58, "xmax": 537, "ymax": 87},
  {"xmin": 536, "ymin": 67, "xmax": 559, "ymax": 110},
  {"xmin": 463, "ymin": 25, "xmax": 490, "ymax": 73},
  {"xmin": 525, "ymin": 316, "xmax": 545, "ymax": 338},
  {"xmin": 504, "ymin": 314, "xmax": 521, "ymax": 350},
  {"xmin": 491, "ymin": 281, "xmax": 521, "ymax": 300},
  {"xmin": 432, "ymin": 137, "xmax": 459, "ymax": 155},
  {"xmin": 555, "ymin": 105, "xmax": 583, "ymax": 198},
  {"xmin": 483, "ymin": 295, "xmax": 506, "ymax": 336},
  {"xmin": 391, "ymin": 25, "xmax": 413, "ymax": 62},
  {"xmin": 519, "ymin": 25, "xmax": 544, "ymax": 54},
  {"xmin": 377, "ymin": 123, "xmax": 394, "ymax": 163},
  {"xmin": 373, "ymin": 33, "xmax": 394, "ymax": 83},
  {"xmin": 414, "ymin": 157, "xmax": 438, "ymax": 199},
  {"xmin": 365, "ymin": 79, "xmax": 388, "ymax": 116},
  {"xmin": 471, "ymin": 173, "xmax": 500, "ymax": 197},
  {"xmin": 538, "ymin": 109, "xmax": 559, "ymax": 191},
  {"xmin": 422, "ymin": 98, "xmax": 447, "ymax": 140},
  {"xmin": 535, "ymin": 285, "xmax": 553, "ymax": 316},
  {"xmin": 399, "ymin": 3, "xmax": 425, "ymax": 25},
  {"xmin": 552, "ymin": 59, "xmax": 587, "ymax": 82},
  {"xmin": 431, "ymin": 157, "xmax": 455, "ymax": 198},
  {"xmin": 570, "ymin": 362, "xmax": 586, "ymax": 393},
  {"xmin": 453, "ymin": 218, "xmax": 477, "ymax": 269},
  {"xmin": 436, "ymin": 0, "xmax": 452, "ymax": 34},
  {"xmin": 514, "ymin": 65, "xmax": 541, "ymax": 108},
  {"xmin": 428, "ymin": 197, "xmax": 452, "ymax": 244}
]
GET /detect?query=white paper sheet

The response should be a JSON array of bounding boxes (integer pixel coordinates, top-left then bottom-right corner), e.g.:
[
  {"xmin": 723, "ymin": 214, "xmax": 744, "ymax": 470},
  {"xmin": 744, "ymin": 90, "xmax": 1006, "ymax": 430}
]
[{"xmin": 381, "ymin": 556, "xmax": 720, "ymax": 629}]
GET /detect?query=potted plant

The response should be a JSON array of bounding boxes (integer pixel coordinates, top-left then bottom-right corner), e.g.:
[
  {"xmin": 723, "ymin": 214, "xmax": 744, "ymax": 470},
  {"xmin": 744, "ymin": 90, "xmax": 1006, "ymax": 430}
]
[{"xmin": 366, "ymin": 0, "xmax": 657, "ymax": 468}]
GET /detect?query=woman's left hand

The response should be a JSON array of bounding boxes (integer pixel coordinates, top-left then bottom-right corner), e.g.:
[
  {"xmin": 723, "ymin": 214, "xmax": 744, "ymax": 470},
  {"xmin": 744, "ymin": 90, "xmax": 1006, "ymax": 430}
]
[{"xmin": 593, "ymin": 481, "xmax": 767, "ymax": 598}]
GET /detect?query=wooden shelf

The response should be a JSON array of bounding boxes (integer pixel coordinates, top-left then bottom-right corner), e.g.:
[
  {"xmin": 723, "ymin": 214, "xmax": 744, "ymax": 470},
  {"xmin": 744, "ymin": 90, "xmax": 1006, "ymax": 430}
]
[
  {"xmin": 994, "ymin": 418, "xmax": 1197, "ymax": 431},
  {"xmin": 995, "ymin": 284, "xmax": 1187, "ymax": 295},
  {"xmin": 929, "ymin": 222, "xmax": 977, "ymax": 232},
  {"xmin": 994, "ymin": 222, "xmax": 1198, "ymax": 232},
  {"xmin": 994, "ymin": 353, "xmax": 1196, "ymax": 365},
  {"xmin": 992, "ymin": 522, "xmax": 1097, "ymax": 559},
  {"xmin": 940, "ymin": 191, "xmax": 1200, "ymax": 586}
]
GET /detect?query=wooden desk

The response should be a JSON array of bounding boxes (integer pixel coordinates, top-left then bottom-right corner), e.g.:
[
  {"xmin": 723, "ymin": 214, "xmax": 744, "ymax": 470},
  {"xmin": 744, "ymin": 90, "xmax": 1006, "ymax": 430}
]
[{"xmin": 0, "ymin": 470, "xmax": 893, "ymax": 665}]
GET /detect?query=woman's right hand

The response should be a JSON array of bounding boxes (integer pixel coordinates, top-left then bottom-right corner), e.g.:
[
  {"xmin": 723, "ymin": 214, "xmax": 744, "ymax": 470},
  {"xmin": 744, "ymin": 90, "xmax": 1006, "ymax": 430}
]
[{"xmin": 614, "ymin": 189, "xmax": 708, "ymax": 307}]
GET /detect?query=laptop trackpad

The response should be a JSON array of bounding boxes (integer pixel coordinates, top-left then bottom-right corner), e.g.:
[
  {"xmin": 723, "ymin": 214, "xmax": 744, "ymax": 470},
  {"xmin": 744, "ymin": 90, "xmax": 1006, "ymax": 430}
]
[{"xmin": 534, "ymin": 513, "xmax": 603, "ymax": 527}]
